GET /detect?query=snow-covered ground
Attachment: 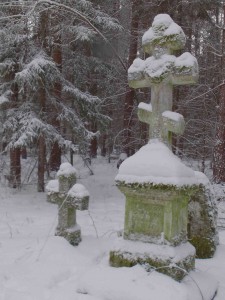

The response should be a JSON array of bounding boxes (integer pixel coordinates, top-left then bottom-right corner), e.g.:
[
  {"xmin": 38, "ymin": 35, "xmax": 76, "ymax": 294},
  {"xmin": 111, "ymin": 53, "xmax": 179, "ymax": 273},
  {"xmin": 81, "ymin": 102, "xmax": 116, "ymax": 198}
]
[{"xmin": 0, "ymin": 156, "xmax": 225, "ymax": 300}]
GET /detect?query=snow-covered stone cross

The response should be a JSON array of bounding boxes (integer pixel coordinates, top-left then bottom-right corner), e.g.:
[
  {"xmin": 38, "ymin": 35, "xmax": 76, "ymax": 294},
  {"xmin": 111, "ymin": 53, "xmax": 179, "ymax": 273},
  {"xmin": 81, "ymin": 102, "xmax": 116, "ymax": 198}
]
[
  {"xmin": 128, "ymin": 14, "xmax": 199, "ymax": 147},
  {"xmin": 46, "ymin": 162, "xmax": 89, "ymax": 246}
]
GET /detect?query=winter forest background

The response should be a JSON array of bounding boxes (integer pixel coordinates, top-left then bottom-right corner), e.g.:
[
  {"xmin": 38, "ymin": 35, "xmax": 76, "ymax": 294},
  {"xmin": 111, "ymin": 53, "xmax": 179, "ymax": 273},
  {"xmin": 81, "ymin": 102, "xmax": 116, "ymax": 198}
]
[{"xmin": 0, "ymin": 0, "xmax": 225, "ymax": 190}]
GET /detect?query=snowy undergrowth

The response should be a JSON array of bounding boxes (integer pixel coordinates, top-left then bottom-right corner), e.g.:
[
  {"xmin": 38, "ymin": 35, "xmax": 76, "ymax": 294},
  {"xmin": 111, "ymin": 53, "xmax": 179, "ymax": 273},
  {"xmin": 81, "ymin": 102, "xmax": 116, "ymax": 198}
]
[{"xmin": 0, "ymin": 156, "xmax": 225, "ymax": 300}]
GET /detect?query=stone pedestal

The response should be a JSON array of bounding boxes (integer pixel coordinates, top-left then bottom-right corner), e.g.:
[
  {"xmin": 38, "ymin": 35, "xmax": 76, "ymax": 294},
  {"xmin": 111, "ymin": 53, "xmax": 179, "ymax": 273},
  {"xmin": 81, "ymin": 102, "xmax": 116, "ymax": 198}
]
[
  {"xmin": 110, "ymin": 140, "xmax": 218, "ymax": 280},
  {"xmin": 110, "ymin": 184, "xmax": 196, "ymax": 281},
  {"xmin": 122, "ymin": 185, "xmax": 189, "ymax": 246},
  {"xmin": 109, "ymin": 141, "xmax": 197, "ymax": 281}
]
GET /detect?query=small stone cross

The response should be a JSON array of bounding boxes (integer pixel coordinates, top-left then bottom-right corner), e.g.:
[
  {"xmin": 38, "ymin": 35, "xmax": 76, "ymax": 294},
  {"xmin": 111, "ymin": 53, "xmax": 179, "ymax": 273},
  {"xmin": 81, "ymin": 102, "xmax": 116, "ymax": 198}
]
[
  {"xmin": 128, "ymin": 14, "xmax": 199, "ymax": 147},
  {"xmin": 46, "ymin": 162, "xmax": 89, "ymax": 246}
]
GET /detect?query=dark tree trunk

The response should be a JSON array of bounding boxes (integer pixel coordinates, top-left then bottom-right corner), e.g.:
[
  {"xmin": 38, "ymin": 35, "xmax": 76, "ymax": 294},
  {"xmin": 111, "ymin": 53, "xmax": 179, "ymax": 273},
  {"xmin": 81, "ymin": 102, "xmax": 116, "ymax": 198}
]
[
  {"xmin": 49, "ymin": 141, "xmax": 61, "ymax": 171},
  {"xmin": 21, "ymin": 147, "xmax": 27, "ymax": 159},
  {"xmin": 213, "ymin": 5, "xmax": 225, "ymax": 183},
  {"xmin": 37, "ymin": 84, "xmax": 47, "ymax": 191},
  {"xmin": 38, "ymin": 134, "xmax": 46, "ymax": 192},
  {"xmin": 9, "ymin": 60, "xmax": 21, "ymax": 188},
  {"xmin": 101, "ymin": 133, "xmax": 107, "ymax": 157},
  {"xmin": 123, "ymin": 0, "xmax": 139, "ymax": 156},
  {"xmin": 9, "ymin": 148, "xmax": 21, "ymax": 188},
  {"xmin": 49, "ymin": 33, "xmax": 62, "ymax": 171},
  {"xmin": 90, "ymin": 121, "xmax": 98, "ymax": 158},
  {"xmin": 36, "ymin": 10, "xmax": 49, "ymax": 191},
  {"xmin": 213, "ymin": 84, "xmax": 225, "ymax": 182}
]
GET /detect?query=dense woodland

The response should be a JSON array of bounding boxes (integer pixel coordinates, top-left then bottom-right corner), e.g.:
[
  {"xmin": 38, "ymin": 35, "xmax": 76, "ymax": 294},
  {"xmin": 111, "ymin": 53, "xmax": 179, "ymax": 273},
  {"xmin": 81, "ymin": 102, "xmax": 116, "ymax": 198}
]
[{"xmin": 0, "ymin": 0, "xmax": 225, "ymax": 191}]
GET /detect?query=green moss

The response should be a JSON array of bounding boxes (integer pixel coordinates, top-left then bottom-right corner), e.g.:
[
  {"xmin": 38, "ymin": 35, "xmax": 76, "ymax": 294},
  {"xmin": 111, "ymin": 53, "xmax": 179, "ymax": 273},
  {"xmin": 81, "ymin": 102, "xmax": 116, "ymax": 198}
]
[
  {"xmin": 128, "ymin": 78, "xmax": 150, "ymax": 89},
  {"xmin": 189, "ymin": 236, "xmax": 216, "ymax": 259},
  {"xmin": 121, "ymin": 184, "xmax": 191, "ymax": 245},
  {"xmin": 109, "ymin": 250, "xmax": 195, "ymax": 281},
  {"xmin": 58, "ymin": 173, "xmax": 76, "ymax": 193},
  {"xmin": 117, "ymin": 180, "xmax": 218, "ymax": 258},
  {"xmin": 143, "ymin": 34, "xmax": 185, "ymax": 54},
  {"xmin": 56, "ymin": 227, "xmax": 81, "ymax": 246},
  {"xmin": 116, "ymin": 181, "xmax": 200, "ymax": 193},
  {"xmin": 188, "ymin": 185, "xmax": 218, "ymax": 258}
]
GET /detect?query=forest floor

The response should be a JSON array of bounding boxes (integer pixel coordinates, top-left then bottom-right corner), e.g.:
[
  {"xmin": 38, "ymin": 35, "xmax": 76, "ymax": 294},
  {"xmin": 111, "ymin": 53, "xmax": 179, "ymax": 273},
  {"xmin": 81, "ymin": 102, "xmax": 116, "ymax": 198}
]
[{"xmin": 0, "ymin": 155, "xmax": 225, "ymax": 300}]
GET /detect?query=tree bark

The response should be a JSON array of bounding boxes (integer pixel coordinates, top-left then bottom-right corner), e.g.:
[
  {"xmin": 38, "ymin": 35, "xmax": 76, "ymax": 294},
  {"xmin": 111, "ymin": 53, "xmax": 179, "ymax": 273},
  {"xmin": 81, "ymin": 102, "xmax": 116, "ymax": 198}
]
[
  {"xmin": 213, "ymin": 4, "xmax": 225, "ymax": 183},
  {"xmin": 38, "ymin": 134, "xmax": 46, "ymax": 192},
  {"xmin": 123, "ymin": 0, "xmax": 139, "ymax": 156},
  {"xmin": 9, "ymin": 148, "xmax": 21, "ymax": 188},
  {"xmin": 48, "ymin": 29, "xmax": 62, "ymax": 171}
]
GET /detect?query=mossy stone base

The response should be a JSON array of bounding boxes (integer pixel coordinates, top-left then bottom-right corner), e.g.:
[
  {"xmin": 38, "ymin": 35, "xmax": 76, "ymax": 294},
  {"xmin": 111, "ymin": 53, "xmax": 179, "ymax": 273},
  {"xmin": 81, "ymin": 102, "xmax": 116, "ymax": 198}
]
[
  {"xmin": 118, "ymin": 184, "xmax": 190, "ymax": 246},
  {"xmin": 188, "ymin": 185, "xmax": 218, "ymax": 258},
  {"xmin": 56, "ymin": 225, "xmax": 81, "ymax": 246},
  {"xmin": 117, "ymin": 181, "xmax": 218, "ymax": 258},
  {"xmin": 189, "ymin": 236, "xmax": 216, "ymax": 259},
  {"xmin": 109, "ymin": 240, "xmax": 195, "ymax": 281}
]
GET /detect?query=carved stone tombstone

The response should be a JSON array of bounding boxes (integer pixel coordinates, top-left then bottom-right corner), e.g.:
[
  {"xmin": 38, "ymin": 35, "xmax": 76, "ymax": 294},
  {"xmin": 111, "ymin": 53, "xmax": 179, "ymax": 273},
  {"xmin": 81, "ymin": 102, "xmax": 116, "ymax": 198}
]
[
  {"xmin": 46, "ymin": 162, "xmax": 89, "ymax": 246},
  {"xmin": 110, "ymin": 14, "xmax": 218, "ymax": 281}
]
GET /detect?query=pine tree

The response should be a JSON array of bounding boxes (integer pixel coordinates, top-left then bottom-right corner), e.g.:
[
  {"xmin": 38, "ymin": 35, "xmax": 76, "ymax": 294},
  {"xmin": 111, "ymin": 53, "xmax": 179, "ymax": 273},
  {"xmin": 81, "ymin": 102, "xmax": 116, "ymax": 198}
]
[{"xmin": 0, "ymin": 0, "xmax": 122, "ymax": 190}]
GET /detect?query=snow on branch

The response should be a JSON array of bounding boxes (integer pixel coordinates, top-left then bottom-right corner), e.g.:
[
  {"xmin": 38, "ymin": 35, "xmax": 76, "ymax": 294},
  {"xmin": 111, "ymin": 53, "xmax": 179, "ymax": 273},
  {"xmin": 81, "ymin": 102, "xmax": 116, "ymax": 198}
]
[
  {"xmin": 15, "ymin": 52, "xmax": 60, "ymax": 91},
  {"xmin": 6, "ymin": 110, "xmax": 72, "ymax": 149},
  {"xmin": 63, "ymin": 85, "xmax": 100, "ymax": 104},
  {"xmin": 68, "ymin": 25, "xmax": 97, "ymax": 42},
  {"xmin": 28, "ymin": 0, "xmax": 126, "ymax": 70}
]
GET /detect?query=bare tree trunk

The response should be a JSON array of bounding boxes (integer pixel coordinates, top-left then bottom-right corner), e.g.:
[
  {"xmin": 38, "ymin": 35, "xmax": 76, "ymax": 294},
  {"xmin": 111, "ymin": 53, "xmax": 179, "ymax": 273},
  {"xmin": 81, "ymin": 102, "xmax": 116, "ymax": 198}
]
[
  {"xmin": 36, "ymin": 10, "xmax": 49, "ymax": 191},
  {"xmin": 37, "ymin": 84, "xmax": 47, "ymax": 191},
  {"xmin": 123, "ymin": 0, "xmax": 139, "ymax": 156},
  {"xmin": 38, "ymin": 134, "xmax": 46, "ymax": 192},
  {"xmin": 9, "ymin": 148, "xmax": 21, "ymax": 188},
  {"xmin": 213, "ymin": 4, "xmax": 225, "ymax": 183},
  {"xmin": 49, "ymin": 32, "xmax": 62, "ymax": 171},
  {"xmin": 9, "ymin": 63, "xmax": 21, "ymax": 188}
]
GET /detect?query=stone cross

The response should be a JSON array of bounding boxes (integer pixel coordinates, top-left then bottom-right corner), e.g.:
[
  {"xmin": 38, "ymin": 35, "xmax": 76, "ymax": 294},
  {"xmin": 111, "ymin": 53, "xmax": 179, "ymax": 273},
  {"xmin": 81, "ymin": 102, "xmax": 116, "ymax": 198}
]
[
  {"xmin": 46, "ymin": 162, "xmax": 89, "ymax": 246},
  {"xmin": 128, "ymin": 14, "xmax": 199, "ymax": 147}
]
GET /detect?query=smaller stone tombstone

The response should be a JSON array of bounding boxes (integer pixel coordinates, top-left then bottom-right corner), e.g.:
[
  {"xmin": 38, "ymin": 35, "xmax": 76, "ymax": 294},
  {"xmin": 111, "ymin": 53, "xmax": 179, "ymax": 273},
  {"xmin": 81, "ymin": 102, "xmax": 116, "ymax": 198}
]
[{"xmin": 46, "ymin": 162, "xmax": 89, "ymax": 246}]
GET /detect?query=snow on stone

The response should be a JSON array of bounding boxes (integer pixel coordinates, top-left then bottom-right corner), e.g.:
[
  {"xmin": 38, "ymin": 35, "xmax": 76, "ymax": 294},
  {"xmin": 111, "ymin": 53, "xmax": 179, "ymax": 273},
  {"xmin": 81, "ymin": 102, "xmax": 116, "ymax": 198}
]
[
  {"xmin": 129, "ymin": 53, "xmax": 197, "ymax": 83},
  {"xmin": 68, "ymin": 183, "xmax": 90, "ymax": 198},
  {"xmin": 128, "ymin": 58, "xmax": 145, "ymax": 80},
  {"xmin": 162, "ymin": 111, "xmax": 184, "ymax": 122},
  {"xmin": 138, "ymin": 102, "xmax": 152, "ymax": 112},
  {"xmin": 142, "ymin": 27, "xmax": 154, "ymax": 45},
  {"xmin": 175, "ymin": 52, "xmax": 198, "ymax": 69},
  {"xmin": 142, "ymin": 14, "xmax": 185, "ymax": 47},
  {"xmin": 128, "ymin": 58, "xmax": 145, "ymax": 73},
  {"xmin": 116, "ymin": 139, "xmax": 199, "ymax": 186},
  {"xmin": 57, "ymin": 162, "xmax": 77, "ymax": 177},
  {"xmin": 164, "ymin": 22, "xmax": 184, "ymax": 37},
  {"xmin": 45, "ymin": 179, "xmax": 59, "ymax": 193},
  {"xmin": 112, "ymin": 238, "xmax": 195, "ymax": 263},
  {"xmin": 128, "ymin": 53, "xmax": 197, "ymax": 84},
  {"xmin": 194, "ymin": 171, "xmax": 210, "ymax": 187},
  {"xmin": 152, "ymin": 14, "xmax": 173, "ymax": 28},
  {"xmin": 145, "ymin": 54, "xmax": 175, "ymax": 79}
]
